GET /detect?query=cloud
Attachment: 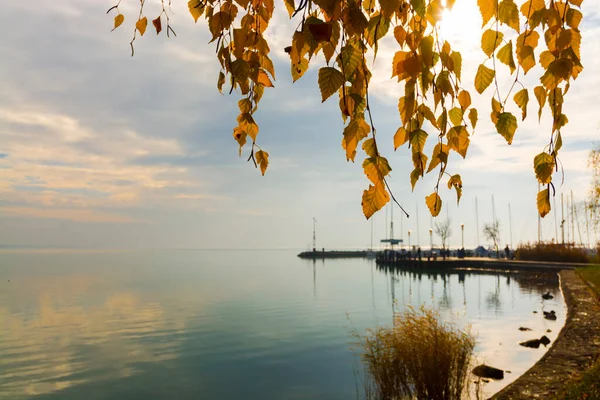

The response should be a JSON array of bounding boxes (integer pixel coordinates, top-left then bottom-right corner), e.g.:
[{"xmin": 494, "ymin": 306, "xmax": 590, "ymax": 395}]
[{"xmin": 0, "ymin": 108, "xmax": 219, "ymax": 222}]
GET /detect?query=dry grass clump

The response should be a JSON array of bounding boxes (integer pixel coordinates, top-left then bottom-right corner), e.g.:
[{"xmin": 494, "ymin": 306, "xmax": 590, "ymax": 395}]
[
  {"xmin": 359, "ymin": 307, "xmax": 475, "ymax": 400},
  {"xmin": 515, "ymin": 242, "xmax": 588, "ymax": 263}
]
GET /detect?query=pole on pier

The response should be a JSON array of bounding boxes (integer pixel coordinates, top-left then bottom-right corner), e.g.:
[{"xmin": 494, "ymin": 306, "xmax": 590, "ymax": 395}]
[
  {"xmin": 508, "ymin": 203, "xmax": 513, "ymax": 249},
  {"xmin": 312, "ymin": 217, "xmax": 317, "ymax": 252}
]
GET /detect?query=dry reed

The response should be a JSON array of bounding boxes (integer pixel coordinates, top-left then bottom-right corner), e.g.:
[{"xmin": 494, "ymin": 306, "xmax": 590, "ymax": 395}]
[{"xmin": 358, "ymin": 307, "xmax": 475, "ymax": 400}]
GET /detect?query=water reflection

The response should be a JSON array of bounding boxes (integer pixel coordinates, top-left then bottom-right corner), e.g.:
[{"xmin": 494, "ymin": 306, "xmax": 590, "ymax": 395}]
[
  {"xmin": 0, "ymin": 273, "xmax": 186, "ymax": 398},
  {"xmin": 0, "ymin": 251, "xmax": 566, "ymax": 400},
  {"xmin": 373, "ymin": 263, "xmax": 565, "ymax": 396}
]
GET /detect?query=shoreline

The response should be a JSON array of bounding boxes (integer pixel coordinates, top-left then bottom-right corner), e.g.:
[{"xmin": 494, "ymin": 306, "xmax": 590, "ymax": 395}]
[{"xmin": 491, "ymin": 270, "xmax": 600, "ymax": 399}]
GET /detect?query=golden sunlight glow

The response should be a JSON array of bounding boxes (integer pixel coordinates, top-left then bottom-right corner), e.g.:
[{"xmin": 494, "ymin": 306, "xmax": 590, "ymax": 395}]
[{"xmin": 439, "ymin": 0, "xmax": 482, "ymax": 48}]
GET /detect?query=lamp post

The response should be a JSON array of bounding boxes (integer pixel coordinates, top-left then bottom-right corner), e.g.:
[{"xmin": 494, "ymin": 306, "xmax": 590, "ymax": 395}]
[
  {"xmin": 461, "ymin": 223, "xmax": 465, "ymax": 249},
  {"xmin": 408, "ymin": 230, "xmax": 412, "ymax": 250},
  {"xmin": 429, "ymin": 228, "xmax": 433, "ymax": 256}
]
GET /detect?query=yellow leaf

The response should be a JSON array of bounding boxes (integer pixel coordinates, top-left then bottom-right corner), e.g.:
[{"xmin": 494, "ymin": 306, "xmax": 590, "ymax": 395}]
[
  {"xmin": 362, "ymin": 184, "xmax": 390, "ymax": 219},
  {"xmin": 497, "ymin": 40, "xmax": 516, "ymax": 74},
  {"xmin": 534, "ymin": 85, "xmax": 546, "ymax": 121},
  {"xmin": 188, "ymin": 0, "xmax": 205, "ymax": 22},
  {"xmin": 412, "ymin": 151, "xmax": 428, "ymax": 171},
  {"xmin": 420, "ymin": 36, "xmax": 434, "ymax": 67},
  {"xmin": 339, "ymin": 94, "xmax": 355, "ymax": 120},
  {"xmin": 495, "ymin": 112, "xmax": 517, "ymax": 144},
  {"xmin": 498, "ymin": 0, "xmax": 520, "ymax": 33},
  {"xmin": 410, "ymin": 168, "xmax": 422, "ymax": 190},
  {"xmin": 363, "ymin": 0, "xmax": 377, "ymax": 14},
  {"xmin": 237, "ymin": 113, "xmax": 259, "ymax": 140},
  {"xmin": 458, "ymin": 90, "xmax": 471, "ymax": 111},
  {"xmin": 555, "ymin": 132, "xmax": 563, "ymax": 152},
  {"xmin": 513, "ymin": 88, "xmax": 529, "ymax": 120},
  {"xmin": 318, "ymin": 67, "xmax": 344, "ymax": 102},
  {"xmin": 481, "ymin": 29, "xmax": 504, "ymax": 57},
  {"xmin": 450, "ymin": 51, "xmax": 462, "ymax": 81},
  {"xmin": 447, "ymin": 125, "xmax": 470, "ymax": 158},
  {"xmin": 342, "ymin": 118, "xmax": 371, "ymax": 161},
  {"xmin": 417, "ymin": 104, "xmax": 438, "ymax": 129},
  {"xmin": 469, "ymin": 108, "xmax": 478, "ymax": 130},
  {"xmin": 257, "ymin": 69, "xmax": 274, "ymax": 87},
  {"xmin": 365, "ymin": 13, "xmax": 391, "ymax": 51},
  {"xmin": 566, "ymin": 9, "xmax": 582, "ymax": 29},
  {"xmin": 380, "ymin": 0, "xmax": 401, "ymax": 18},
  {"xmin": 284, "ymin": 0, "xmax": 295, "ymax": 17},
  {"xmin": 136, "ymin": 17, "xmax": 148, "ymax": 36},
  {"xmin": 238, "ymin": 98, "xmax": 252, "ymax": 113},
  {"xmin": 291, "ymin": 57, "xmax": 309, "ymax": 83},
  {"xmin": 112, "ymin": 14, "xmax": 124, "ymax": 31},
  {"xmin": 394, "ymin": 25, "xmax": 407, "ymax": 46},
  {"xmin": 231, "ymin": 59, "xmax": 250, "ymax": 81},
  {"xmin": 425, "ymin": 192, "xmax": 442, "ymax": 217},
  {"xmin": 534, "ymin": 152, "xmax": 555, "ymax": 184},
  {"xmin": 491, "ymin": 97, "xmax": 502, "ymax": 114},
  {"xmin": 520, "ymin": 0, "xmax": 544, "ymax": 18},
  {"xmin": 233, "ymin": 127, "xmax": 247, "ymax": 154},
  {"xmin": 436, "ymin": 108, "xmax": 447, "ymax": 135},
  {"xmin": 474, "ymin": 64, "xmax": 495, "ymax": 94},
  {"xmin": 409, "ymin": 129, "xmax": 428, "ymax": 152},
  {"xmin": 540, "ymin": 59, "xmax": 572, "ymax": 90},
  {"xmin": 410, "ymin": 0, "xmax": 426, "ymax": 17},
  {"xmin": 337, "ymin": 44, "xmax": 361, "ymax": 79},
  {"xmin": 233, "ymin": 28, "xmax": 247, "ymax": 59},
  {"xmin": 363, "ymin": 156, "xmax": 392, "ymax": 185},
  {"xmin": 398, "ymin": 95, "xmax": 416, "ymax": 126},
  {"xmin": 447, "ymin": 174, "xmax": 463, "ymax": 204},
  {"xmin": 553, "ymin": 114, "xmax": 569, "ymax": 133},
  {"xmin": 394, "ymin": 127, "xmax": 409, "ymax": 150},
  {"xmin": 261, "ymin": 55, "xmax": 276, "ymax": 80},
  {"xmin": 448, "ymin": 107, "xmax": 464, "ymax": 126},
  {"xmin": 427, "ymin": 143, "xmax": 449, "ymax": 173},
  {"xmin": 516, "ymin": 32, "xmax": 537, "ymax": 74},
  {"xmin": 477, "ymin": 0, "xmax": 496, "ymax": 27},
  {"xmin": 435, "ymin": 71, "xmax": 453, "ymax": 96},
  {"xmin": 537, "ymin": 188, "xmax": 551, "ymax": 218},
  {"xmin": 539, "ymin": 51, "xmax": 555, "ymax": 69},
  {"xmin": 363, "ymin": 138, "xmax": 377, "ymax": 157},
  {"xmin": 255, "ymin": 150, "xmax": 269, "ymax": 176}
]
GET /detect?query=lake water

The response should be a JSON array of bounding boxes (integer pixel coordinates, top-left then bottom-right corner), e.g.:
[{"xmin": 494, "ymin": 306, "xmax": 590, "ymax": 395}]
[{"xmin": 0, "ymin": 250, "xmax": 566, "ymax": 399}]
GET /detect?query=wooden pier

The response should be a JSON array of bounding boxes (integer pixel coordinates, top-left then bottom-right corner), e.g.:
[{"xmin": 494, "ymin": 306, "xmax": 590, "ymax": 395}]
[
  {"xmin": 375, "ymin": 256, "xmax": 578, "ymax": 271},
  {"xmin": 297, "ymin": 250, "xmax": 372, "ymax": 259}
]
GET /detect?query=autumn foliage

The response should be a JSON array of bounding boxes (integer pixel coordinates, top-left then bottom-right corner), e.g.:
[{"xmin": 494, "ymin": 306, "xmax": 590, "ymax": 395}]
[{"xmin": 108, "ymin": 0, "xmax": 584, "ymax": 219}]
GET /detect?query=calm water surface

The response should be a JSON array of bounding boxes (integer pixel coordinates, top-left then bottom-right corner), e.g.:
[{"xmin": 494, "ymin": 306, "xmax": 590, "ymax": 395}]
[{"xmin": 0, "ymin": 250, "xmax": 566, "ymax": 399}]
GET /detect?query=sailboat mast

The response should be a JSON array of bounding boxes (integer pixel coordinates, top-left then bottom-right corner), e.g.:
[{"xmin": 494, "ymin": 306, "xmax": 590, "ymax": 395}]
[
  {"xmin": 508, "ymin": 203, "xmax": 513, "ymax": 248},
  {"xmin": 554, "ymin": 196, "xmax": 559, "ymax": 243},
  {"xmin": 370, "ymin": 217, "xmax": 374, "ymax": 251},
  {"xmin": 561, "ymin": 193, "xmax": 565, "ymax": 244},
  {"xmin": 390, "ymin": 203, "xmax": 394, "ymax": 240},
  {"xmin": 585, "ymin": 200, "xmax": 591, "ymax": 249},
  {"xmin": 416, "ymin": 202, "xmax": 421, "ymax": 247},
  {"xmin": 537, "ymin": 184, "xmax": 541, "ymax": 243},
  {"xmin": 571, "ymin": 190, "xmax": 575, "ymax": 244},
  {"xmin": 475, "ymin": 196, "xmax": 480, "ymax": 247}
]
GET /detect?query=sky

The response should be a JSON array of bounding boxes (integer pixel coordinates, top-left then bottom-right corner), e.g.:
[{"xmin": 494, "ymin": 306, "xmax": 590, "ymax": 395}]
[{"xmin": 0, "ymin": 0, "xmax": 599, "ymax": 250}]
